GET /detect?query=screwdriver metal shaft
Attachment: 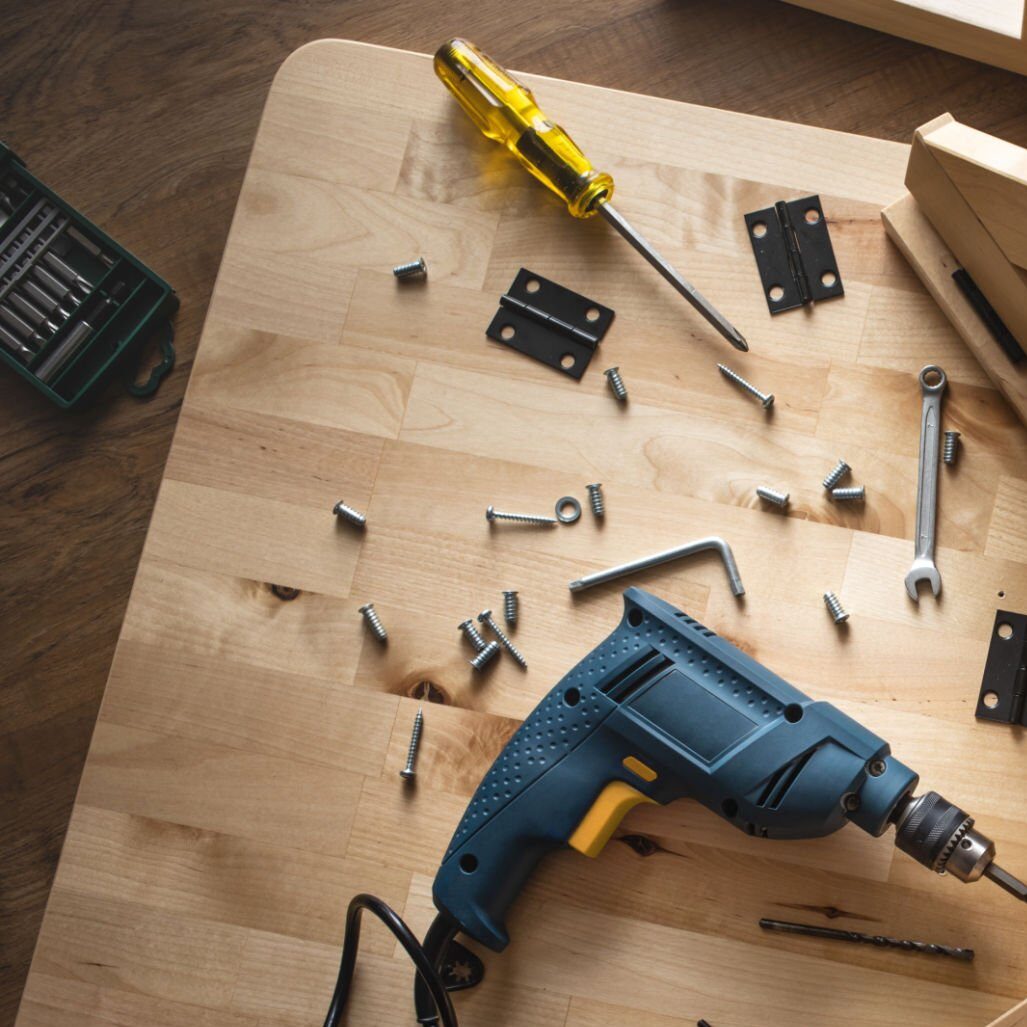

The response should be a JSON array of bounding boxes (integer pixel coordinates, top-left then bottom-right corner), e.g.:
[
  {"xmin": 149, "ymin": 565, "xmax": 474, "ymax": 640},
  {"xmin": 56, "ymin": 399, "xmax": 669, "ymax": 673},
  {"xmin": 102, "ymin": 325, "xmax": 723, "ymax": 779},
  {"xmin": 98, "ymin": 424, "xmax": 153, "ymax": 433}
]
[{"xmin": 597, "ymin": 202, "xmax": 747, "ymax": 351}]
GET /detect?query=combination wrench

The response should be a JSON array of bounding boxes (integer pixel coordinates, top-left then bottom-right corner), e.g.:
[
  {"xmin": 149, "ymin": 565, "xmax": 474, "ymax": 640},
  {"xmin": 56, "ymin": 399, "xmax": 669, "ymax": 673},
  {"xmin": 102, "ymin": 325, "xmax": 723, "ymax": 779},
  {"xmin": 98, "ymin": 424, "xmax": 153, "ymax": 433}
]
[{"xmin": 904, "ymin": 365, "xmax": 947, "ymax": 601}]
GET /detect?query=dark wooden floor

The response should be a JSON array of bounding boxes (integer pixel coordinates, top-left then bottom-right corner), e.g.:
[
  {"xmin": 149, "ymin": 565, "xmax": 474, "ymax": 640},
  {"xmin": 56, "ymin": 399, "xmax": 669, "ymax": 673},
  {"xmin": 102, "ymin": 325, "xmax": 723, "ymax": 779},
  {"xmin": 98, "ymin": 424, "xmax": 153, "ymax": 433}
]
[{"xmin": 1, "ymin": 1, "xmax": 1025, "ymax": 1022}]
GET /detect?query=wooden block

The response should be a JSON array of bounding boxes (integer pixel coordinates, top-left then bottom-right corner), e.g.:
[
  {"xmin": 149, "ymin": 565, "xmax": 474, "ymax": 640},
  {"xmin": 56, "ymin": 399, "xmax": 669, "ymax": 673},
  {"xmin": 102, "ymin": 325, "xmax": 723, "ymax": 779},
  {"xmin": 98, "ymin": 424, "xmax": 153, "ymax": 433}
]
[
  {"xmin": 882, "ymin": 190, "xmax": 1027, "ymax": 428},
  {"xmin": 905, "ymin": 114, "xmax": 1027, "ymax": 350},
  {"xmin": 780, "ymin": 0, "xmax": 1027, "ymax": 76},
  {"xmin": 923, "ymin": 117, "xmax": 1027, "ymax": 272}
]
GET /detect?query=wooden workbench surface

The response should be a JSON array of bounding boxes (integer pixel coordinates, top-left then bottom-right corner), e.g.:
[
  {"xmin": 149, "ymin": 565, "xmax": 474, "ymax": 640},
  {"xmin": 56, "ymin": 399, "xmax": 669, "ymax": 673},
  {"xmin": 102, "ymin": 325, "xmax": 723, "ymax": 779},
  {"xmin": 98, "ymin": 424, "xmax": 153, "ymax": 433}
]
[{"xmin": 14, "ymin": 39, "xmax": 1027, "ymax": 1027}]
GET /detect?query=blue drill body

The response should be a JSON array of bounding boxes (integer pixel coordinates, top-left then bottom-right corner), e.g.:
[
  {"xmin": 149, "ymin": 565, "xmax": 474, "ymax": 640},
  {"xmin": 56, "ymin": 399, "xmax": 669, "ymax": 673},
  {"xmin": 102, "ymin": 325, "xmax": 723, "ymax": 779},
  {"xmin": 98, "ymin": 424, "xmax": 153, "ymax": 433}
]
[{"xmin": 433, "ymin": 588, "xmax": 919, "ymax": 952}]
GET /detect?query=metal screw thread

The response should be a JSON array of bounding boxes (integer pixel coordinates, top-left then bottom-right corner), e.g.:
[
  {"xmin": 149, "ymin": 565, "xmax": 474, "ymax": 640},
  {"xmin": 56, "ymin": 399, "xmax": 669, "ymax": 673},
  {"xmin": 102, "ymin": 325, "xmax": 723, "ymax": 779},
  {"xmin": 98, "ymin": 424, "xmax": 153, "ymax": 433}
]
[
  {"xmin": 486, "ymin": 505, "xmax": 558, "ymax": 526},
  {"xmin": 604, "ymin": 366, "xmax": 628, "ymax": 401},
  {"xmin": 822, "ymin": 459, "xmax": 851, "ymax": 491},
  {"xmin": 393, "ymin": 257, "xmax": 427, "ymax": 279},
  {"xmin": 359, "ymin": 603, "xmax": 388, "ymax": 642},
  {"xmin": 470, "ymin": 640, "xmax": 502, "ymax": 671},
  {"xmin": 586, "ymin": 483, "xmax": 605, "ymax": 517},
  {"xmin": 717, "ymin": 363, "xmax": 774, "ymax": 409},
  {"xmin": 943, "ymin": 431, "xmax": 961, "ymax": 465},
  {"xmin": 823, "ymin": 591, "xmax": 849, "ymax": 624},
  {"xmin": 756, "ymin": 486, "xmax": 789, "ymax": 507},
  {"xmin": 831, "ymin": 485, "xmax": 865, "ymax": 502},
  {"xmin": 479, "ymin": 610, "xmax": 528, "ymax": 668},
  {"xmin": 400, "ymin": 707, "xmax": 423, "ymax": 779},
  {"xmin": 333, "ymin": 500, "xmax": 367, "ymax": 527},
  {"xmin": 502, "ymin": 590, "xmax": 519, "ymax": 626},
  {"xmin": 458, "ymin": 619, "xmax": 488, "ymax": 653}
]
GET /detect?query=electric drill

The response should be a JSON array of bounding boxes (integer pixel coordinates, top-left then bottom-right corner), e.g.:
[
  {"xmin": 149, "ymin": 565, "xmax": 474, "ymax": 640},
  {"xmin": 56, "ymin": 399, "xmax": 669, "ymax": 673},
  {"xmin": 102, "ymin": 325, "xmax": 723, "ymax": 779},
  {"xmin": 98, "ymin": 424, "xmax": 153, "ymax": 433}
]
[
  {"xmin": 328, "ymin": 589, "xmax": 1026, "ymax": 1027},
  {"xmin": 416, "ymin": 589, "xmax": 1025, "ymax": 1020}
]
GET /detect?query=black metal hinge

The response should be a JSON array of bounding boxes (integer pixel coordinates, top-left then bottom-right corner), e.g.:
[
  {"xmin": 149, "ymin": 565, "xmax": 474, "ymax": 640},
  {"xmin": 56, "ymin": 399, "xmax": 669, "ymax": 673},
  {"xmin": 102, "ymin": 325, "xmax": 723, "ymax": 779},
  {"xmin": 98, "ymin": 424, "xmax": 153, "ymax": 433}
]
[
  {"xmin": 486, "ymin": 268, "xmax": 614, "ymax": 379},
  {"xmin": 744, "ymin": 195, "xmax": 843, "ymax": 314},
  {"xmin": 975, "ymin": 610, "xmax": 1027, "ymax": 726},
  {"xmin": 951, "ymin": 268, "xmax": 1025, "ymax": 366}
]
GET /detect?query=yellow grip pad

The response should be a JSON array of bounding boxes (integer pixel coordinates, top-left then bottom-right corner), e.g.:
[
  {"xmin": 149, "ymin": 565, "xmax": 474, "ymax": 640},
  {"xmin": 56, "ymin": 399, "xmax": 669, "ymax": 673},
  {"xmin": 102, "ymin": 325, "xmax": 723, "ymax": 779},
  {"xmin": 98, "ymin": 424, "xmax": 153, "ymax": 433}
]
[{"xmin": 568, "ymin": 780, "xmax": 655, "ymax": 858}]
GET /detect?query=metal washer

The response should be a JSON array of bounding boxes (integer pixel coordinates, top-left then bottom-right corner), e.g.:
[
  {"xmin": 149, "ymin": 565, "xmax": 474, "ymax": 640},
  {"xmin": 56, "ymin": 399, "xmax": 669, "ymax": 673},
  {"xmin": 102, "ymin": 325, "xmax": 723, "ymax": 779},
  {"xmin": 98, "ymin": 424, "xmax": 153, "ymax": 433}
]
[{"xmin": 555, "ymin": 496, "xmax": 582, "ymax": 524}]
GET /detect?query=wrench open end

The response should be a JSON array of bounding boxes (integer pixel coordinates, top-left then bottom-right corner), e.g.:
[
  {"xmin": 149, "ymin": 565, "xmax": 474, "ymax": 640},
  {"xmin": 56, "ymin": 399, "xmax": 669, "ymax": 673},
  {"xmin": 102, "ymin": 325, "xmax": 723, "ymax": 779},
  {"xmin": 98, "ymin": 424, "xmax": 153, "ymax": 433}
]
[{"xmin": 904, "ymin": 560, "xmax": 942, "ymax": 602}]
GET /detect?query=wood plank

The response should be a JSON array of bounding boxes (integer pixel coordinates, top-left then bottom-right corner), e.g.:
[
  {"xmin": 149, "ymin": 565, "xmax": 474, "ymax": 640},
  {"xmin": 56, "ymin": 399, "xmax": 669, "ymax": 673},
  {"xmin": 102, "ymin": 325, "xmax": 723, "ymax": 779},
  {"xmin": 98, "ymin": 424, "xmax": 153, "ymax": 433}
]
[
  {"xmin": 919, "ymin": 115, "xmax": 1027, "ymax": 271},
  {"xmin": 781, "ymin": 0, "xmax": 1027, "ymax": 75},
  {"xmin": 14, "ymin": 38, "xmax": 1027, "ymax": 1027},
  {"xmin": 906, "ymin": 116, "xmax": 1027, "ymax": 347},
  {"xmin": 881, "ymin": 191, "xmax": 1027, "ymax": 429}
]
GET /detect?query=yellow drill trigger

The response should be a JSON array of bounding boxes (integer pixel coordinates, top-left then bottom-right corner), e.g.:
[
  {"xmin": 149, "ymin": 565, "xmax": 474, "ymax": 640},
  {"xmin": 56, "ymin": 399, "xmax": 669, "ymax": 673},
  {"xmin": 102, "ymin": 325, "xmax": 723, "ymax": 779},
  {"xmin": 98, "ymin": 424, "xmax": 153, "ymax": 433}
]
[{"xmin": 568, "ymin": 780, "xmax": 655, "ymax": 858}]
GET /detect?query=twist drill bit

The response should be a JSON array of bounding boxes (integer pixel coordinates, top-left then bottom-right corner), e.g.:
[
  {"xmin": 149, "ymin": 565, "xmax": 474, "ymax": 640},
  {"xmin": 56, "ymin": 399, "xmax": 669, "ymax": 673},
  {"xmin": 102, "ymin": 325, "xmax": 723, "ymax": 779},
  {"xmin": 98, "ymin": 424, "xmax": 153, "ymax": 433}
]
[{"xmin": 758, "ymin": 918, "xmax": 973, "ymax": 961}]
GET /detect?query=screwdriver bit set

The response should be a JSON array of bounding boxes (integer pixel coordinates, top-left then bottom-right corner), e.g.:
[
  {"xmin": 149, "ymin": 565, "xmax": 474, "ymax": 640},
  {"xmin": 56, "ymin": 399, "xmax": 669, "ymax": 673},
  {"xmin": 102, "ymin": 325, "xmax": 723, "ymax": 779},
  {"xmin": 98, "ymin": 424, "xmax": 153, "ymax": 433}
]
[{"xmin": 0, "ymin": 142, "xmax": 178, "ymax": 408}]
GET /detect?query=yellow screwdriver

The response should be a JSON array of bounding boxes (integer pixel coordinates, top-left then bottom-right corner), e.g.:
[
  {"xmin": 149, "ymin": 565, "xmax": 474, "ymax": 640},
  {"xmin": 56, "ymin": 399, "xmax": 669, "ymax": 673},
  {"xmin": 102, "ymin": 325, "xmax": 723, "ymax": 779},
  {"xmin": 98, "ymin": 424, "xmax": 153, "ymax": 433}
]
[{"xmin": 434, "ymin": 38, "xmax": 748, "ymax": 352}]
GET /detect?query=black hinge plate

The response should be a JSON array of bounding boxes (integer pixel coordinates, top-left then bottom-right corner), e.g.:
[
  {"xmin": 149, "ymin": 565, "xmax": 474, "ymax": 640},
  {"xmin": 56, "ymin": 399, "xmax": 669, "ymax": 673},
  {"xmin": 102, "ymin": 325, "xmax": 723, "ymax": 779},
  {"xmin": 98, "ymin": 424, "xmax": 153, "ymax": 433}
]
[
  {"xmin": 951, "ymin": 268, "xmax": 1025, "ymax": 365},
  {"xmin": 486, "ymin": 268, "xmax": 614, "ymax": 380},
  {"xmin": 744, "ymin": 195, "xmax": 843, "ymax": 314},
  {"xmin": 975, "ymin": 610, "xmax": 1027, "ymax": 726}
]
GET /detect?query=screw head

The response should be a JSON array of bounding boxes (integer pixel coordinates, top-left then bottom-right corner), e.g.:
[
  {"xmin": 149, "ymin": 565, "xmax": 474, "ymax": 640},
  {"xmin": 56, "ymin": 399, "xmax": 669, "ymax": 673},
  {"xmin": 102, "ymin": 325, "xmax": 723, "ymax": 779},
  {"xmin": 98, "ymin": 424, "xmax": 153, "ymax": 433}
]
[
  {"xmin": 762, "ymin": 394, "xmax": 775, "ymax": 409},
  {"xmin": 485, "ymin": 505, "xmax": 496, "ymax": 521},
  {"xmin": 358, "ymin": 603, "xmax": 372, "ymax": 615},
  {"xmin": 399, "ymin": 768, "xmax": 416, "ymax": 781},
  {"xmin": 605, "ymin": 367, "xmax": 619, "ymax": 377},
  {"xmin": 477, "ymin": 609, "xmax": 492, "ymax": 623},
  {"xmin": 842, "ymin": 793, "xmax": 861, "ymax": 812},
  {"xmin": 587, "ymin": 483, "xmax": 602, "ymax": 491},
  {"xmin": 868, "ymin": 758, "xmax": 887, "ymax": 777},
  {"xmin": 458, "ymin": 619, "xmax": 475, "ymax": 632}
]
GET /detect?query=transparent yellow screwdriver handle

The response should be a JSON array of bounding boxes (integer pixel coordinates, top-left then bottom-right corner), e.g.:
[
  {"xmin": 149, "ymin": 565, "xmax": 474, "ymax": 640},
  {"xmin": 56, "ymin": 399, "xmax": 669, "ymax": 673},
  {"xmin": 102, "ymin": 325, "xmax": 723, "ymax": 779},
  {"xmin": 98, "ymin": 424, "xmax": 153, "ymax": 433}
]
[{"xmin": 434, "ymin": 38, "xmax": 614, "ymax": 218}]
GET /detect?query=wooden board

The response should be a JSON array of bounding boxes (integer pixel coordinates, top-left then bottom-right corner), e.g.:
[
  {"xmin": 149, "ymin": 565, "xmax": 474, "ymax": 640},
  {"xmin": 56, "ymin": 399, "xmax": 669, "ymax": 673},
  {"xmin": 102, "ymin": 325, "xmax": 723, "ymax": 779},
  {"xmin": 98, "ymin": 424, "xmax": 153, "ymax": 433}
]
[
  {"xmin": 13, "ymin": 39, "xmax": 1027, "ymax": 1027},
  {"xmin": 882, "ymin": 191, "xmax": 1027, "ymax": 428},
  {"xmin": 781, "ymin": 0, "xmax": 1027, "ymax": 75}
]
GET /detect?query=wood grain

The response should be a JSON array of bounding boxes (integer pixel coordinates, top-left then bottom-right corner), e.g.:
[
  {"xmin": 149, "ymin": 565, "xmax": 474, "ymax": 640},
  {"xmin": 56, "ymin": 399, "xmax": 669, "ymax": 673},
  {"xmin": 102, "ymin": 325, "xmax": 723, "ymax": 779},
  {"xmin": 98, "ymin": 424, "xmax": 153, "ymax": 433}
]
[
  {"xmin": 10, "ymin": 37, "xmax": 1027, "ymax": 1027},
  {"xmin": 4, "ymin": 5, "xmax": 1027, "ymax": 1027}
]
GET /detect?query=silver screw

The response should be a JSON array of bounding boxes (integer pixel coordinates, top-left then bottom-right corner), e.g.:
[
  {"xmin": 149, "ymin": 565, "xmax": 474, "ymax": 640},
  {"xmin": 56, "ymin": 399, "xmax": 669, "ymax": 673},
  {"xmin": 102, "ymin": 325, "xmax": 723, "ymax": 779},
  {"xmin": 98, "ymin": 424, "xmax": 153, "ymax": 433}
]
[
  {"xmin": 400, "ymin": 707, "xmax": 423, "ymax": 780},
  {"xmin": 333, "ymin": 500, "xmax": 367, "ymax": 528},
  {"xmin": 393, "ymin": 257, "xmax": 427, "ymax": 280},
  {"xmin": 823, "ymin": 591, "xmax": 849, "ymax": 624},
  {"xmin": 486, "ymin": 505, "xmax": 558, "ymax": 526},
  {"xmin": 502, "ymin": 590, "xmax": 519, "ymax": 626},
  {"xmin": 822, "ymin": 459, "xmax": 851, "ymax": 491},
  {"xmin": 458, "ymin": 618, "xmax": 489, "ymax": 652},
  {"xmin": 479, "ymin": 609, "xmax": 528, "ymax": 669},
  {"xmin": 831, "ymin": 486, "xmax": 865, "ymax": 502},
  {"xmin": 470, "ymin": 640, "xmax": 502, "ymax": 672},
  {"xmin": 586, "ymin": 483, "xmax": 605, "ymax": 518},
  {"xmin": 756, "ymin": 486, "xmax": 789, "ymax": 508},
  {"xmin": 358, "ymin": 603, "xmax": 388, "ymax": 642},
  {"xmin": 943, "ymin": 431, "xmax": 961, "ymax": 466},
  {"xmin": 717, "ymin": 363, "xmax": 774, "ymax": 409},
  {"xmin": 604, "ymin": 367, "xmax": 628, "ymax": 401}
]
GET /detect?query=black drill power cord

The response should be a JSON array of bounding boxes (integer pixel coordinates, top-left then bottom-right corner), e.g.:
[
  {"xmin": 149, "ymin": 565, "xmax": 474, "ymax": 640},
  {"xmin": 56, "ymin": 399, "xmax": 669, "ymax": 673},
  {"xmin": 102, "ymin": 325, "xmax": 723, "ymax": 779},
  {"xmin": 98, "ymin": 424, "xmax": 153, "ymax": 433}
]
[{"xmin": 323, "ymin": 894, "xmax": 459, "ymax": 1027}]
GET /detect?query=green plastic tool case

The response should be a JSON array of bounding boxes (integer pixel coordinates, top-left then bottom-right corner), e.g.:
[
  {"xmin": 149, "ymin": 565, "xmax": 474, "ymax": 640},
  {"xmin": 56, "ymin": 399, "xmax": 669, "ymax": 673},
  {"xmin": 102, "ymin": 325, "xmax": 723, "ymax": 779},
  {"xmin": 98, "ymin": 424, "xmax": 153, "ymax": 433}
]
[{"xmin": 0, "ymin": 142, "xmax": 178, "ymax": 408}]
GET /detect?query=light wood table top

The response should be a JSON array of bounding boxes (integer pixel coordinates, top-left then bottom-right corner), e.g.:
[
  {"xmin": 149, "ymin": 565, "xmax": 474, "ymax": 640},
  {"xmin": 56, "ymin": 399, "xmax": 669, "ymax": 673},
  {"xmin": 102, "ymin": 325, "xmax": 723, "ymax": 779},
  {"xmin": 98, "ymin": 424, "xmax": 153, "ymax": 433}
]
[{"xmin": 14, "ymin": 39, "xmax": 1027, "ymax": 1027}]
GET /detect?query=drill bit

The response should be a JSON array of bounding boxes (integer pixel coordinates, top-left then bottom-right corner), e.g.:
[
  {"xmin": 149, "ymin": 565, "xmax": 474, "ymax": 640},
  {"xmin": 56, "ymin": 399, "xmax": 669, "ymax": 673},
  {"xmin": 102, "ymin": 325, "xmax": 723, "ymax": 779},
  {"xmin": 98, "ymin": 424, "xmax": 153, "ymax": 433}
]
[
  {"xmin": 597, "ymin": 202, "xmax": 747, "ymax": 351},
  {"xmin": 758, "ymin": 918, "xmax": 974, "ymax": 961},
  {"xmin": 985, "ymin": 862, "xmax": 1027, "ymax": 902}
]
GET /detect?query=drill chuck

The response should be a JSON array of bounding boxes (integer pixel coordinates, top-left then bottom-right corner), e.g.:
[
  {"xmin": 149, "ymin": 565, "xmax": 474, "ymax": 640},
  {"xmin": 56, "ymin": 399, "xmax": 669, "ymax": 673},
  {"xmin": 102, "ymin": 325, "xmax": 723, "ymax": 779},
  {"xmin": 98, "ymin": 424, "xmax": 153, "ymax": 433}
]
[{"xmin": 892, "ymin": 791, "xmax": 993, "ymax": 882}]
